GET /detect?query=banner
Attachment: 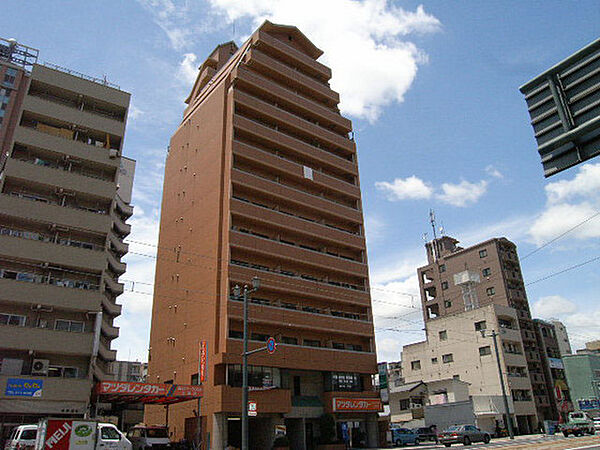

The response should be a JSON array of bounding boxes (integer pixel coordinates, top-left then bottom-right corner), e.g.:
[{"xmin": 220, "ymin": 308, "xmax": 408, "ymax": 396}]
[
  {"xmin": 5, "ymin": 378, "xmax": 43, "ymax": 397},
  {"xmin": 199, "ymin": 340, "xmax": 207, "ymax": 383}
]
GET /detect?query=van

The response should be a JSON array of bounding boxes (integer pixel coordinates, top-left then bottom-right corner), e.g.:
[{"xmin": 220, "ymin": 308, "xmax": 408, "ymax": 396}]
[
  {"xmin": 5, "ymin": 425, "xmax": 38, "ymax": 450},
  {"xmin": 126, "ymin": 425, "xmax": 170, "ymax": 450},
  {"xmin": 35, "ymin": 419, "xmax": 131, "ymax": 450}
]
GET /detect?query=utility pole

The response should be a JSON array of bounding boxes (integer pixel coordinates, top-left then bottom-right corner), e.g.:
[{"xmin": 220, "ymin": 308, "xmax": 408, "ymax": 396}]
[
  {"xmin": 482, "ymin": 329, "xmax": 514, "ymax": 439},
  {"xmin": 233, "ymin": 277, "xmax": 260, "ymax": 450}
]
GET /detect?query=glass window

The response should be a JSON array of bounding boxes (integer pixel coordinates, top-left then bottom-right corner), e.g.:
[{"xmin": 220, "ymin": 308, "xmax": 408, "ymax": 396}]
[
  {"xmin": 441, "ymin": 281, "xmax": 448, "ymax": 290},
  {"xmin": 330, "ymin": 372, "xmax": 362, "ymax": 391},
  {"xmin": 281, "ymin": 336, "xmax": 298, "ymax": 345},
  {"xmin": 482, "ymin": 268, "xmax": 491, "ymax": 277},
  {"xmin": 69, "ymin": 321, "xmax": 84, "ymax": 332},
  {"xmin": 100, "ymin": 427, "xmax": 121, "ymax": 440},
  {"xmin": 63, "ymin": 367, "xmax": 78, "ymax": 378},
  {"xmin": 411, "ymin": 360, "xmax": 421, "ymax": 370},
  {"xmin": 228, "ymin": 329, "xmax": 242, "ymax": 339},
  {"xmin": 439, "ymin": 330, "xmax": 447, "ymax": 341},
  {"xmin": 479, "ymin": 249, "xmax": 488, "ymax": 258},
  {"xmin": 399, "ymin": 399, "xmax": 410, "ymax": 410},
  {"xmin": 479, "ymin": 346, "xmax": 491, "ymax": 356},
  {"xmin": 20, "ymin": 430, "xmax": 37, "ymax": 440},
  {"xmin": 439, "ymin": 264, "xmax": 446, "ymax": 273},
  {"xmin": 486, "ymin": 287, "xmax": 495, "ymax": 296},
  {"xmin": 431, "ymin": 357, "xmax": 438, "ymax": 364},
  {"xmin": 442, "ymin": 353, "xmax": 454, "ymax": 363},
  {"xmin": 474, "ymin": 321, "xmax": 487, "ymax": 331},
  {"xmin": 303, "ymin": 339, "xmax": 321, "ymax": 347},
  {"xmin": 444, "ymin": 300, "xmax": 452, "ymax": 308},
  {"xmin": 55, "ymin": 320, "xmax": 71, "ymax": 331},
  {"xmin": 332, "ymin": 342, "xmax": 345, "ymax": 350},
  {"xmin": 0, "ymin": 313, "xmax": 26, "ymax": 326}
]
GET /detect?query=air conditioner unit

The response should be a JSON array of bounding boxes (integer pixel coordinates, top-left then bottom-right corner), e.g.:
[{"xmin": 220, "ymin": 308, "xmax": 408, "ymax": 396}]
[
  {"xmin": 109, "ymin": 149, "xmax": 118, "ymax": 158},
  {"xmin": 32, "ymin": 359, "xmax": 50, "ymax": 375}
]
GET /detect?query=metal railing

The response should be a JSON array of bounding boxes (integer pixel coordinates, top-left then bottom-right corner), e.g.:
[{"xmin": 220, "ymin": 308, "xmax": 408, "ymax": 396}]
[{"xmin": 42, "ymin": 61, "xmax": 121, "ymax": 90}]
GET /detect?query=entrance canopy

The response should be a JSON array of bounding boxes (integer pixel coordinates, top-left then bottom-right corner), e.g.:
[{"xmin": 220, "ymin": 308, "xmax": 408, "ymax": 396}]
[{"xmin": 96, "ymin": 381, "xmax": 202, "ymax": 405}]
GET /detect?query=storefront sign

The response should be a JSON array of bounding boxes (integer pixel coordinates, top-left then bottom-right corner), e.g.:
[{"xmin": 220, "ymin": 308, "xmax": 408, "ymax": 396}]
[
  {"xmin": 5, "ymin": 378, "xmax": 43, "ymax": 397},
  {"xmin": 548, "ymin": 358, "xmax": 564, "ymax": 369},
  {"xmin": 577, "ymin": 398, "xmax": 600, "ymax": 410},
  {"xmin": 333, "ymin": 397, "xmax": 382, "ymax": 412},
  {"xmin": 199, "ymin": 340, "xmax": 207, "ymax": 383},
  {"xmin": 97, "ymin": 381, "xmax": 202, "ymax": 398}
]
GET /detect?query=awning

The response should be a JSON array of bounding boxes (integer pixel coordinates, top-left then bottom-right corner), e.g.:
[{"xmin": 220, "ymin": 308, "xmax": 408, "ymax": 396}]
[{"xmin": 95, "ymin": 381, "xmax": 202, "ymax": 405}]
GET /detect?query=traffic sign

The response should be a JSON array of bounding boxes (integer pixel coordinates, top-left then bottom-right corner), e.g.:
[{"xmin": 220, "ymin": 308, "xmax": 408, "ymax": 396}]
[
  {"xmin": 266, "ymin": 337, "xmax": 276, "ymax": 354},
  {"xmin": 248, "ymin": 400, "xmax": 257, "ymax": 416}
]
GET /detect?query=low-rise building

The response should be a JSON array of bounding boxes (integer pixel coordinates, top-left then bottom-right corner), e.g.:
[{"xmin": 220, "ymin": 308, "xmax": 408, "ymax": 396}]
[{"xmin": 563, "ymin": 352, "xmax": 600, "ymax": 417}]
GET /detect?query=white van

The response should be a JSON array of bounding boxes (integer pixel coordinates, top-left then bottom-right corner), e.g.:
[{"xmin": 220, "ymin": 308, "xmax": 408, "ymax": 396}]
[
  {"xmin": 126, "ymin": 425, "xmax": 170, "ymax": 450},
  {"xmin": 5, "ymin": 425, "xmax": 38, "ymax": 450},
  {"xmin": 35, "ymin": 419, "xmax": 131, "ymax": 450}
]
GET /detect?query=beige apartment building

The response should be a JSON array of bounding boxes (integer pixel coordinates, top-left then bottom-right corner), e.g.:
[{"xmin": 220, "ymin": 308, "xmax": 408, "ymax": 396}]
[
  {"xmin": 0, "ymin": 38, "xmax": 134, "ymax": 439},
  {"xmin": 402, "ymin": 303, "xmax": 537, "ymax": 434},
  {"xmin": 146, "ymin": 21, "xmax": 379, "ymax": 450}
]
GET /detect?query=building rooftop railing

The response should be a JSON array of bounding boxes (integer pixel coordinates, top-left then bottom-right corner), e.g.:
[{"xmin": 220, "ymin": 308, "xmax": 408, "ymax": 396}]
[{"xmin": 42, "ymin": 61, "xmax": 121, "ymax": 91}]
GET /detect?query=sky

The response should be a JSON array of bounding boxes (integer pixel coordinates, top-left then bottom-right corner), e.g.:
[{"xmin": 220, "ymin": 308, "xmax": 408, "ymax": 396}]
[{"xmin": 2, "ymin": 1, "xmax": 600, "ymax": 363}]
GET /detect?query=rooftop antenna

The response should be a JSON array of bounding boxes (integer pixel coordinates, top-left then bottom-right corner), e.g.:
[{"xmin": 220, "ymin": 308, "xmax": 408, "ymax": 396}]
[
  {"xmin": 439, "ymin": 221, "xmax": 445, "ymax": 236},
  {"xmin": 430, "ymin": 209, "xmax": 439, "ymax": 260}
]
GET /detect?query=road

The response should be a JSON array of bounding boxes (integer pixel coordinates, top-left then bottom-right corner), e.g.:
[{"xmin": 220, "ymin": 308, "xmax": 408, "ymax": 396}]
[{"xmin": 376, "ymin": 433, "xmax": 600, "ymax": 449}]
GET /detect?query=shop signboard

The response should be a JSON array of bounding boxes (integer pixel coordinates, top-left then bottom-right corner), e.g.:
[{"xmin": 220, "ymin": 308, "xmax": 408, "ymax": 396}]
[{"xmin": 5, "ymin": 378, "xmax": 43, "ymax": 397}]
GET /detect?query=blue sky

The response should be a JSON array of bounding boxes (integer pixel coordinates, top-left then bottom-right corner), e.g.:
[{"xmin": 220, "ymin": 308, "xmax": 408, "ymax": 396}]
[{"xmin": 3, "ymin": 1, "xmax": 600, "ymax": 362}]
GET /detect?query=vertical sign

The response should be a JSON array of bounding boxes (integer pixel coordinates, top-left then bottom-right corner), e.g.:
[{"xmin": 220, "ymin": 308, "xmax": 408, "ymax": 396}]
[{"xmin": 199, "ymin": 340, "xmax": 207, "ymax": 383}]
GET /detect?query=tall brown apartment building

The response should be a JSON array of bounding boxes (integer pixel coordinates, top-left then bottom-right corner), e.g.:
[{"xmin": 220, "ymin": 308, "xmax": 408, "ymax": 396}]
[
  {"xmin": 416, "ymin": 236, "xmax": 554, "ymax": 428},
  {"xmin": 146, "ymin": 22, "xmax": 379, "ymax": 450},
  {"xmin": 0, "ymin": 38, "xmax": 134, "ymax": 438}
]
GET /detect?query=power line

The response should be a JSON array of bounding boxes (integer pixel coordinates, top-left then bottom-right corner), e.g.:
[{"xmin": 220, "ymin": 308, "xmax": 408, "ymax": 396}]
[
  {"xmin": 521, "ymin": 210, "xmax": 600, "ymax": 260},
  {"xmin": 525, "ymin": 255, "xmax": 600, "ymax": 286}
]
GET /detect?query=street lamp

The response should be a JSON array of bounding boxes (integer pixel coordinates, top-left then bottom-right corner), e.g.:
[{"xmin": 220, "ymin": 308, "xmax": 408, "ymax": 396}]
[
  {"xmin": 481, "ymin": 329, "xmax": 515, "ymax": 439},
  {"xmin": 233, "ymin": 277, "xmax": 260, "ymax": 450}
]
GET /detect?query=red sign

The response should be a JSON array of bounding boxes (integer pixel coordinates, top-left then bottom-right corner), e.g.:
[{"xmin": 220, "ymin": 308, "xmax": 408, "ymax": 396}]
[
  {"xmin": 333, "ymin": 397, "xmax": 382, "ymax": 412},
  {"xmin": 97, "ymin": 381, "xmax": 202, "ymax": 398},
  {"xmin": 199, "ymin": 340, "xmax": 207, "ymax": 383},
  {"xmin": 44, "ymin": 420, "xmax": 73, "ymax": 450}
]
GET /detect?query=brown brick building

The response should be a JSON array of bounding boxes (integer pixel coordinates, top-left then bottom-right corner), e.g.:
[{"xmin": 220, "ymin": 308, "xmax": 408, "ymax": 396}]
[
  {"xmin": 146, "ymin": 22, "xmax": 379, "ymax": 449},
  {"xmin": 416, "ymin": 236, "xmax": 556, "ymax": 429}
]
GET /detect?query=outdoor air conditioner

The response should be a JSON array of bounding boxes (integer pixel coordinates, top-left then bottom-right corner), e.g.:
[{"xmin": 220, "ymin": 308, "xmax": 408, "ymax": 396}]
[
  {"xmin": 109, "ymin": 149, "xmax": 118, "ymax": 158},
  {"xmin": 31, "ymin": 359, "xmax": 50, "ymax": 375}
]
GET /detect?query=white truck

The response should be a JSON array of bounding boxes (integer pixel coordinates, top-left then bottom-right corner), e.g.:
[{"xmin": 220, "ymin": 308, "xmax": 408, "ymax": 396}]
[{"xmin": 34, "ymin": 419, "xmax": 131, "ymax": 450}]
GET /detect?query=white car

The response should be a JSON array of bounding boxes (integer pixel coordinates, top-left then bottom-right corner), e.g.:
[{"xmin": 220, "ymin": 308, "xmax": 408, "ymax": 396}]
[
  {"xmin": 126, "ymin": 426, "xmax": 170, "ymax": 450},
  {"xmin": 5, "ymin": 425, "xmax": 37, "ymax": 450}
]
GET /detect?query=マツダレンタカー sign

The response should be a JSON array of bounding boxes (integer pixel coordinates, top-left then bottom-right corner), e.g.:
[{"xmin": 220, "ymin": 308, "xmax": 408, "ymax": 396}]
[{"xmin": 333, "ymin": 397, "xmax": 382, "ymax": 412}]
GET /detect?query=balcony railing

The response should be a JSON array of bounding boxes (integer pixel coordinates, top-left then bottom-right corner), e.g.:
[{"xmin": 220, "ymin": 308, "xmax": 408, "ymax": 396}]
[
  {"xmin": 0, "ymin": 267, "xmax": 100, "ymax": 291},
  {"xmin": 0, "ymin": 226, "xmax": 104, "ymax": 252},
  {"xmin": 8, "ymin": 192, "xmax": 108, "ymax": 215},
  {"xmin": 13, "ymin": 156, "xmax": 114, "ymax": 182}
]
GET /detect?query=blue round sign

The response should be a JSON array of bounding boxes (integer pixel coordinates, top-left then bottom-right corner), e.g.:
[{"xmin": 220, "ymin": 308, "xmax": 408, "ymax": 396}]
[{"xmin": 266, "ymin": 337, "xmax": 276, "ymax": 354}]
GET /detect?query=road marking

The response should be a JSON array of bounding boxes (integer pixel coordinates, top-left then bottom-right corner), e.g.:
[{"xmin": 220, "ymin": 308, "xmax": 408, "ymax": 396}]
[{"xmin": 564, "ymin": 445, "xmax": 600, "ymax": 450}]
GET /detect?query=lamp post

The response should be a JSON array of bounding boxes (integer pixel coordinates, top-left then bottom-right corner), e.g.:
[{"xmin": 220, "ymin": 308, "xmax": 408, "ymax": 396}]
[
  {"xmin": 233, "ymin": 277, "xmax": 260, "ymax": 450},
  {"xmin": 481, "ymin": 329, "xmax": 514, "ymax": 439}
]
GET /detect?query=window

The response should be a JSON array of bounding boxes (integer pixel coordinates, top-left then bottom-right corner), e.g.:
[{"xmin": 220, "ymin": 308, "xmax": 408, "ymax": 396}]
[
  {"xmin": 441, "ymin": 281, "xmax": 448, "ymax": 290},
  {"xmin": 486, "ymin": 287, "xmax": 495, "ymax": 296},
  {"xmin": 100, "ymin": 427, "xmax": 121, "ymax": 440},
  {"xmin": 439, "ymin": 264, "xmax": 446, "ymax": 273},
  {"xmin": 303, "ymin": 339, "xmax": 321, "ymax": 347},
  {"xmin": 439, "ymin": 330, "xmax": 447, "ymax": 341},
  {"xmin": 227, "ymin": 364, "xmax": 280, "ymax": 388},
  {"xmin": 55, "ymin": 320, "xmax": 84, "ymax": 332},
  {"xmin": 479, "ymin": 346, "xmax": 491, "ymax": 356},
  {"xmin": 431, "ymin": 357, "xmax": 438, "ymax": 364},
  {"xmin": 281, "ymin": 336, "xmax": 298, "ymax": 345},
  {"xmin": 228, "ymin": 329, "xmax": 243, "ymax": 339},
  {"xmin": 346, "ymin": 344, "xmax": 363, "ymax": 351},
  {"xmin": 329, "ymin": 372, "xmax": 362, "ymax": 391},
  {"xmin": 482, "ymin": 268, "xmax": 491, "ymax": 277},
  {"xmin": 191, "ymin": 373, "xmax": 199, "ymax": 385},
  {"xmin": 474, "ymin": 320, "xmax": 487, "ymax": 331},
  {"xmin": 0, "ymin": 313, "xmax": 26, "ymax": 326},
  {"xmin": 48, "ymin": 366, "xmax": 79, "ymax": 378},
  {"xmin": 251, "ymin": 332, "xmax": 269, "ymax": 342},
  {"xmin": 332, "ymin": 342, "xmax": 345, "ymax": 350},
  {"xmin": 411, "ymin": 360, "xmax": 421, "ymax": 371},
  {"xmin": 479, "ymin": 249, "xmax": 488, "ymax": 258},
  {"xmin": 444, "ymin": 301, "xmax": 452, "ymax": 308},
  {"xmin": 399, "ymin": 399, "xmax": 410, "ymax": 410},
  {"xmin": 442, "ymin": 354, "xmax": 454, "ymax": 363}
]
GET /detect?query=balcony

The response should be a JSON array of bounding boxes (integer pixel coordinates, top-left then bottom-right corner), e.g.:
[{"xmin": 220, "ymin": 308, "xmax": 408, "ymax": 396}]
[
  {"xmin": 233, "ymin": 140, "xmax": 359, "ymax": 199},
  {"xmin": 229, "ymin": 263, "xmax": 370, "ymax": 306},
  {"xmin": 230, "ymin": 197, "xmax": 365, "ymax": 250},
  {"xmin": 234, "ymin": 90, "xmax": 355, "ymax": 154},
  {"xmin": 228, "ymin": 299, "xmax": 373, "ymax": 336},
  {"xmin": 232, "ymin": 169, "xmax": 362, "ymax": 224},
  {"xmin": 114, "ymin": 194, "xmax": 133, "ymax": 218},
  {"xmin": 0, "ymin": 277, "xmax": 102, "ymax": 312},
  {"xmin": 111, "ymin": 210, "xmax": 131, "ymax": 237},
  {"xmin": 246, "ymin": 49, "xmax": 339, "ymax": 105},
  {"xmin": 0, "ymin": 375, "xmax": 93, "ymax": 404},
  {"xmin": 230, "ymin": 230, "xmax": 367, "ymax": 277},
  {"xmin": 0, "ymin": 324, "xmax": 93, "ymax": 355},
  {"xmin": 234, "ymin": 67, "xmax": 349, "ymax": 132},
  {"xmin": 101, "ymin": 293, "xmax": 122, "ymax": 317},
  {"xmin": 22, "ymin": 95, "xmax": 125, "ymax": 137},
  {"xmin": 108, "ymin": 230, "xmax": 129, "ymax": 255},
  {"xmin": 224, "ymin": 339, "xmax": 376, "ymax": 374},
  {"xmin": 93, "ymin": 361, "xmax": 115, "ymax": 381},
  {"xmin": 104, "ymin": 275, "xmax": 124, "ymax": 295},
  {"xmin": 0, "ymin": 194, "xmax": 111, "ymax": 234},
  {"xmin": 0, "ymin": 233, "xmax": 107, "ymax": 273},
  {"xmin": 107, "ymin": 251, "xmax": 126, "ymax": 275},
  {"xmin": 101, "ymin": 318, "xmax": 119, "ymax": 339},
  {"xmin": 13, "ymin": 125, "xmax": 120, "ymax": 168},
  {"xmin": 233, "ymin": 115, "xmax": 356, "ymax": 175},
  {"xmin": 98, "ymin": 340, "xmax": 117, "ymax": 361}
]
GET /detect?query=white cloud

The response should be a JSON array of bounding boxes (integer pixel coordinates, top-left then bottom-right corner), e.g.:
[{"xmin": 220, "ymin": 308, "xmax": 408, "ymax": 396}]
[
  {"xmin": 208, "ymin": 0, "xmax": 441, "ymax": 121},
  {"xmin": 531, "ymin": 295, "xmax": 577, "ymax": 318},
  {"xmin": 485, "ymin": 165, "xmax": 503, "ymax": 179},
  {"xmin": 177, "ymin": 53, "xmax": 199, "ymax": 85},
  {"xmin": 436, "ymin": 179, "xmax": 488, "ymax": 207},
  {"xmin": 364, "ymin": 215, "xmax": 387, "ymax": 246},
  {"xmin": 528, "ymin": 162, "xmax": 600, "ymax": 246},
  {"xmin": 375, "ymin": 175, "xmax": 433, "ymax": 201}
]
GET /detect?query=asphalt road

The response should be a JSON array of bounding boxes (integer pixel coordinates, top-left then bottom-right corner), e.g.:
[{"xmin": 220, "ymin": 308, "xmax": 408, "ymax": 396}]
[{"xmin": 377, "ymin": 433, "xmax": 600, "ymax": 449}]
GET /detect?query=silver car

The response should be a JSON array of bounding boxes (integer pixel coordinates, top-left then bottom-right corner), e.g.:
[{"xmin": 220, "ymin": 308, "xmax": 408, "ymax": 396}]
[{"xmin": 437, "ymin": 425, "xmax": 491, "ymax": 447}]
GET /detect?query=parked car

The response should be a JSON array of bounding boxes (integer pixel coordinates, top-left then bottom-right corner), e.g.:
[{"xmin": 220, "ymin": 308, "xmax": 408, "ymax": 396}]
[
  {"xmin": 594, "ymin": 417, "xmax": 600, "ymax": 432},
  {"xmin": 391, "ymin": 428, "xmax": 420, "ymax": 447},
  {"xmin": 437, "ymin": 425, "xmax": 491, "ymax": 447},
  {"xmin": 413, "ymin": 427, "xmax": 437, "ymax": 443},
  {"xmin": 5, "ymin": 425, "xmax": 37, "ymax": 450},
  {"xmin": 559, "ymin": 411, "xmax": 596, "ymax": 437},
  {"xmin": 127, "ymin": 425, "xmax": 170, "ymax": 450}
]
